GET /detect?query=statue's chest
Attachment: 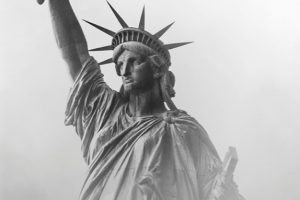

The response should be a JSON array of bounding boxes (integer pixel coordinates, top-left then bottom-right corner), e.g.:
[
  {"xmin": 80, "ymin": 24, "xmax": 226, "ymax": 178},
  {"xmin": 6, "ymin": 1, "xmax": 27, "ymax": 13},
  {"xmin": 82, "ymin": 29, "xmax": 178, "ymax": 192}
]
[{"xmin": 89, "ymin": 114, "xmax": 134, "ymax": 159}]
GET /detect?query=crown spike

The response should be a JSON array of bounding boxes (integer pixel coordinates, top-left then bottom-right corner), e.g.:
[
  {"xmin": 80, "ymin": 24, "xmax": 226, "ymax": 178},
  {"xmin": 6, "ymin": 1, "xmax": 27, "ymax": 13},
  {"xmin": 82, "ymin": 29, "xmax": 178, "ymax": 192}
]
[
  {"xmin": 83, "ymin": 19, "xmax": 115, "ymax": 37},
  {"xmin": 154, "ymin": 22, "xmax": 175, "ymax": 38},
  {"xmin": 164, "ymin": 42, "xmax": 193, "ymax": 50},
  {"xmin": 89, "ymin": 45, "xmax": 113, "ymax": 52},
  {"xmin": 106, "ymin": 1, "xmax": 128, "ymax": 28},
  {"xmin": 98, "ymin": 58, "xmax": 114, "ymax": 65},
  {"xmin": 138, "ymin": 6, "xmax": 145, "ymax": 30}
]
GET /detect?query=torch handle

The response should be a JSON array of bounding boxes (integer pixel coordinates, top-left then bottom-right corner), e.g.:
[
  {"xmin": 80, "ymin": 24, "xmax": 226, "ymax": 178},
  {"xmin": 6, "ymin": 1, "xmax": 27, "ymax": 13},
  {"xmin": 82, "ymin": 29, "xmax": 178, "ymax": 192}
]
[{"xmin": 37, "ymin": 0, "xmax": 45, "ymax": 5}]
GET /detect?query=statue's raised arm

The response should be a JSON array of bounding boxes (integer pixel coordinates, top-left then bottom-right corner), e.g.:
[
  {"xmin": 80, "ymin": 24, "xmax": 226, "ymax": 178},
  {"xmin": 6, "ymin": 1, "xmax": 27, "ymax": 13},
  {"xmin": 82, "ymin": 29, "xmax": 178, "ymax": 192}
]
[{"xmin": 38, "ymin": 0, "xmax": 90, "ymax": 80}]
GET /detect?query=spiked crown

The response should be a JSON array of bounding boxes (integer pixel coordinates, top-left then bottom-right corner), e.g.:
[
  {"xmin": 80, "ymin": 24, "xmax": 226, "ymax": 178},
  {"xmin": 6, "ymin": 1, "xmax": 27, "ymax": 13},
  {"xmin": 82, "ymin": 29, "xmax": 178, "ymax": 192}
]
[{"xmin": 84, "ymin": 1, "xmax": 192, "ymax": 66}]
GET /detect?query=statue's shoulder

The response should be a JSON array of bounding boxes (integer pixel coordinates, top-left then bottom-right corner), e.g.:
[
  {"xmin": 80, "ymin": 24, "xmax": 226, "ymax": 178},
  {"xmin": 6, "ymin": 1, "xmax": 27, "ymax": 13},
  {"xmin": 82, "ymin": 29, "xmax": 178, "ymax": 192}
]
[
  {"xmin": 163, "ymin": 109, "xmax": 212, "ymax": 137},
  {"xmin": 162, "ymin": 109, "xmax": 201, "ymax": 127}
]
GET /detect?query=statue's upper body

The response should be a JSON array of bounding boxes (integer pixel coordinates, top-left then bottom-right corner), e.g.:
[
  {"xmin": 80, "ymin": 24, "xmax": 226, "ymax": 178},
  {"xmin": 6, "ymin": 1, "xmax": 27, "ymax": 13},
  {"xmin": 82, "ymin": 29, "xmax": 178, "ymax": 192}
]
[
  {"xmin": 65, "ymin": 57, "xmax": 221, "ymax": 200},
  {"xmin": 39, "ymin": 0, "xmax": 244, "ymax": 199}
]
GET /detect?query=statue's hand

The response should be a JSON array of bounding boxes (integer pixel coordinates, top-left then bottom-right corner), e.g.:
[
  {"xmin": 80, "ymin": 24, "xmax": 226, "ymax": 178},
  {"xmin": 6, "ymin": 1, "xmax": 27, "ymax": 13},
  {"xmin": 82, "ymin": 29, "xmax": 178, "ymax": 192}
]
[{"xmin": 37, "ymin": 0, "xmax": 45, "ymax": 5}]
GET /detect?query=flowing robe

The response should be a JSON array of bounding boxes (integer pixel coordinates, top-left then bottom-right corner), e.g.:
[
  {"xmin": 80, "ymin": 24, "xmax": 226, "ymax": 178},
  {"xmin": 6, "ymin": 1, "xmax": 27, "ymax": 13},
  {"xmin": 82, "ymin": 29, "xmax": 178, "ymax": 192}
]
[{"xmin": 65, "ymin": 57, "xmax": 222, "ymax": 200}]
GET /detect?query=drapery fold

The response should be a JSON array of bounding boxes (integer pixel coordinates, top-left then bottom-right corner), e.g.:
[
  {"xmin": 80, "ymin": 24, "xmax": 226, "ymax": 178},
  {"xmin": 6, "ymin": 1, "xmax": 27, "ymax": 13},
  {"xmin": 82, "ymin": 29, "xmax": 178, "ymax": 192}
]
[{"xmin": 65, "ymin": 57, "xmax": 223, "ymax": 200}]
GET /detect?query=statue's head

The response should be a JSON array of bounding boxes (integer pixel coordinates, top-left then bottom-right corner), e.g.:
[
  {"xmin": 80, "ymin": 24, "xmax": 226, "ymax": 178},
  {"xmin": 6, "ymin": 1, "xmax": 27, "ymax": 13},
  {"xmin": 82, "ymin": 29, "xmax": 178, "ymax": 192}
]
[
  {"xmin": 112, "ymin": 42, "xmax": 175, "ymax": 107},
  {"xmin": 84, "ymin": 1, "xmax": 191, "ymax": 109}
]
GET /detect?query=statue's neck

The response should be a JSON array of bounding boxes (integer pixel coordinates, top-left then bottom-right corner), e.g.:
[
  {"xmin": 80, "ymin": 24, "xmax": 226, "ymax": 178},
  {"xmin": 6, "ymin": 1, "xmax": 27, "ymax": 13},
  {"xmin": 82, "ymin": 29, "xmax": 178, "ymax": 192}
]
[{"xmin": 128, "ymin": 83, "xmax": 166, "ymax": 117}]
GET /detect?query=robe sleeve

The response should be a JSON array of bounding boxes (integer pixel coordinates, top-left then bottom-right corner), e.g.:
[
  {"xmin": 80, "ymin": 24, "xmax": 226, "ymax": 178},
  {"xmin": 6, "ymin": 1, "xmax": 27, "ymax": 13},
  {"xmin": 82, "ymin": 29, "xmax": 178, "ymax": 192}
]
[{"xmin": 64, "ymin": 57, "xmax": 120, "ymax": 162}]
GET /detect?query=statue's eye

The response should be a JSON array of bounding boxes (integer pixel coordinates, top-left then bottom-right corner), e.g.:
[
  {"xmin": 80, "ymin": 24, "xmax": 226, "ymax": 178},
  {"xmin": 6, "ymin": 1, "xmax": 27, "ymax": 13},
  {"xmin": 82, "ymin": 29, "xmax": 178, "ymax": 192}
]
[
  {"xmin": 117, "ymin": 62, "xmax": 122, "ymax": 67},
  {"xmin": 133, "ymin": 56, "xmax": 146, "ymax": 65},
  {"xmin": 134, "ymin": 60, "xmax": 142, "ymax": 65},
  {"xmin": 116, "ymin": 62, "xmax": 123, "ymax": 70}
]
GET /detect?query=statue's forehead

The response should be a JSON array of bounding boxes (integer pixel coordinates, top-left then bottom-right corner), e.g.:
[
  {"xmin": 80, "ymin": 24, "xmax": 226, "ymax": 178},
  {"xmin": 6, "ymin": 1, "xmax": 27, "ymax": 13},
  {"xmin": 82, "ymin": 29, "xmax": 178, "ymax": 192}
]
[{"xmin": 117, "ymin": 50, "xmax": 143, "ymax": 62}]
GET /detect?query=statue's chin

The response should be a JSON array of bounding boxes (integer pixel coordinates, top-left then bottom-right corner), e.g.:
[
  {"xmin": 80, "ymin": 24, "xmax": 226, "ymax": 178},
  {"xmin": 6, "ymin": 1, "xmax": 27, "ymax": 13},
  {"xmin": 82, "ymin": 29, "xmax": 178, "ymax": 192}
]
[
  {"xmin": 123, "ymin": 83, "xmax": 135, "ymax": 92},
  {"xmin": 123, "ymin": 83, "xmax": 149, "ymax": 95},
  {"xmin": 123, "ymin": 81, "xmax": 156, "ymax": 94}
]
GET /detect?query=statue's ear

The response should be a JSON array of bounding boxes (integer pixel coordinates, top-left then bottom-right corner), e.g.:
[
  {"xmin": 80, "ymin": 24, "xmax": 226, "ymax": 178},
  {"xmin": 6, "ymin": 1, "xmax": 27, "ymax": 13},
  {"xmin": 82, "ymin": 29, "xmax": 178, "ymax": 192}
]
[
  {"xmin": 148, "ymin": 54, "xmax": 166, "ymax": 79},
  {"xmin": 148, "ymin": 55, "xmax": 164, "ymax": 67}
]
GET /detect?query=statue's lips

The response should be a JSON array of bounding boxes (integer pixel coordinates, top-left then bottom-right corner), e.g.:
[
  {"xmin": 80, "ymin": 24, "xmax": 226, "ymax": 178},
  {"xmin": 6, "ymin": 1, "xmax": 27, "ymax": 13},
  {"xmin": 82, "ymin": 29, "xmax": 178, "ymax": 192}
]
[{"xmin": 124, "ymin": 79, "xmax": 134, "ymax": 84}]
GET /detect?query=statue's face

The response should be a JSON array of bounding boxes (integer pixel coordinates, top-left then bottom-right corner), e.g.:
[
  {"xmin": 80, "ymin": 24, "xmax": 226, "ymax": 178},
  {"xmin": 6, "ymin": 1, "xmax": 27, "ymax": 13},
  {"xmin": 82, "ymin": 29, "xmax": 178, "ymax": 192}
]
[{"xmin": 117, "ymin": 50, "xmax": 156, "ymax": 93}]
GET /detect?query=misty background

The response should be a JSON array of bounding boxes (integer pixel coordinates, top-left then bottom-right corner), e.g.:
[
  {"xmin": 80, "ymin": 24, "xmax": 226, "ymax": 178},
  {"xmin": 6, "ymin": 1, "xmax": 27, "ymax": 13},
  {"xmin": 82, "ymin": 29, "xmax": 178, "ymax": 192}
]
[{"xmin": 1, "ymin": 0, "xmax": 300, "ymax": 199}]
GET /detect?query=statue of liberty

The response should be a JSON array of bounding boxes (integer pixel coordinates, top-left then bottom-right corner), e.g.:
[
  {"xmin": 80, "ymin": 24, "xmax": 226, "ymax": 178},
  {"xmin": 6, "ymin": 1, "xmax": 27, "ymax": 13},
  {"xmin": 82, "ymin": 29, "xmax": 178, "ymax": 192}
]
[{"xmin": 38, "ymin": 0, "xmax": 244, "ymax": 199}]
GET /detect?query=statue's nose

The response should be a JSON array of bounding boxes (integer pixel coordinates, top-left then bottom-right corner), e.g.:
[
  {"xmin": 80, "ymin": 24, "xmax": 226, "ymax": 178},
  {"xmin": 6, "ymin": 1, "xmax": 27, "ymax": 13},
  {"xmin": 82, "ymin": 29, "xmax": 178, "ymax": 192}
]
[{"xmin": 120, "ymin": 62, "xmax": 132, "ymax": 76}]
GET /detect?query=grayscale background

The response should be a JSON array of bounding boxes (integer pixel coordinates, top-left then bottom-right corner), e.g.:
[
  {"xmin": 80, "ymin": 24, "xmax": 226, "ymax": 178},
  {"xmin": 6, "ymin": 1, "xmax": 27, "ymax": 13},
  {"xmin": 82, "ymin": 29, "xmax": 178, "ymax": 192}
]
[{"xmin": 1, "ymin": 0, "xmax": 300, "ymax": 199}]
